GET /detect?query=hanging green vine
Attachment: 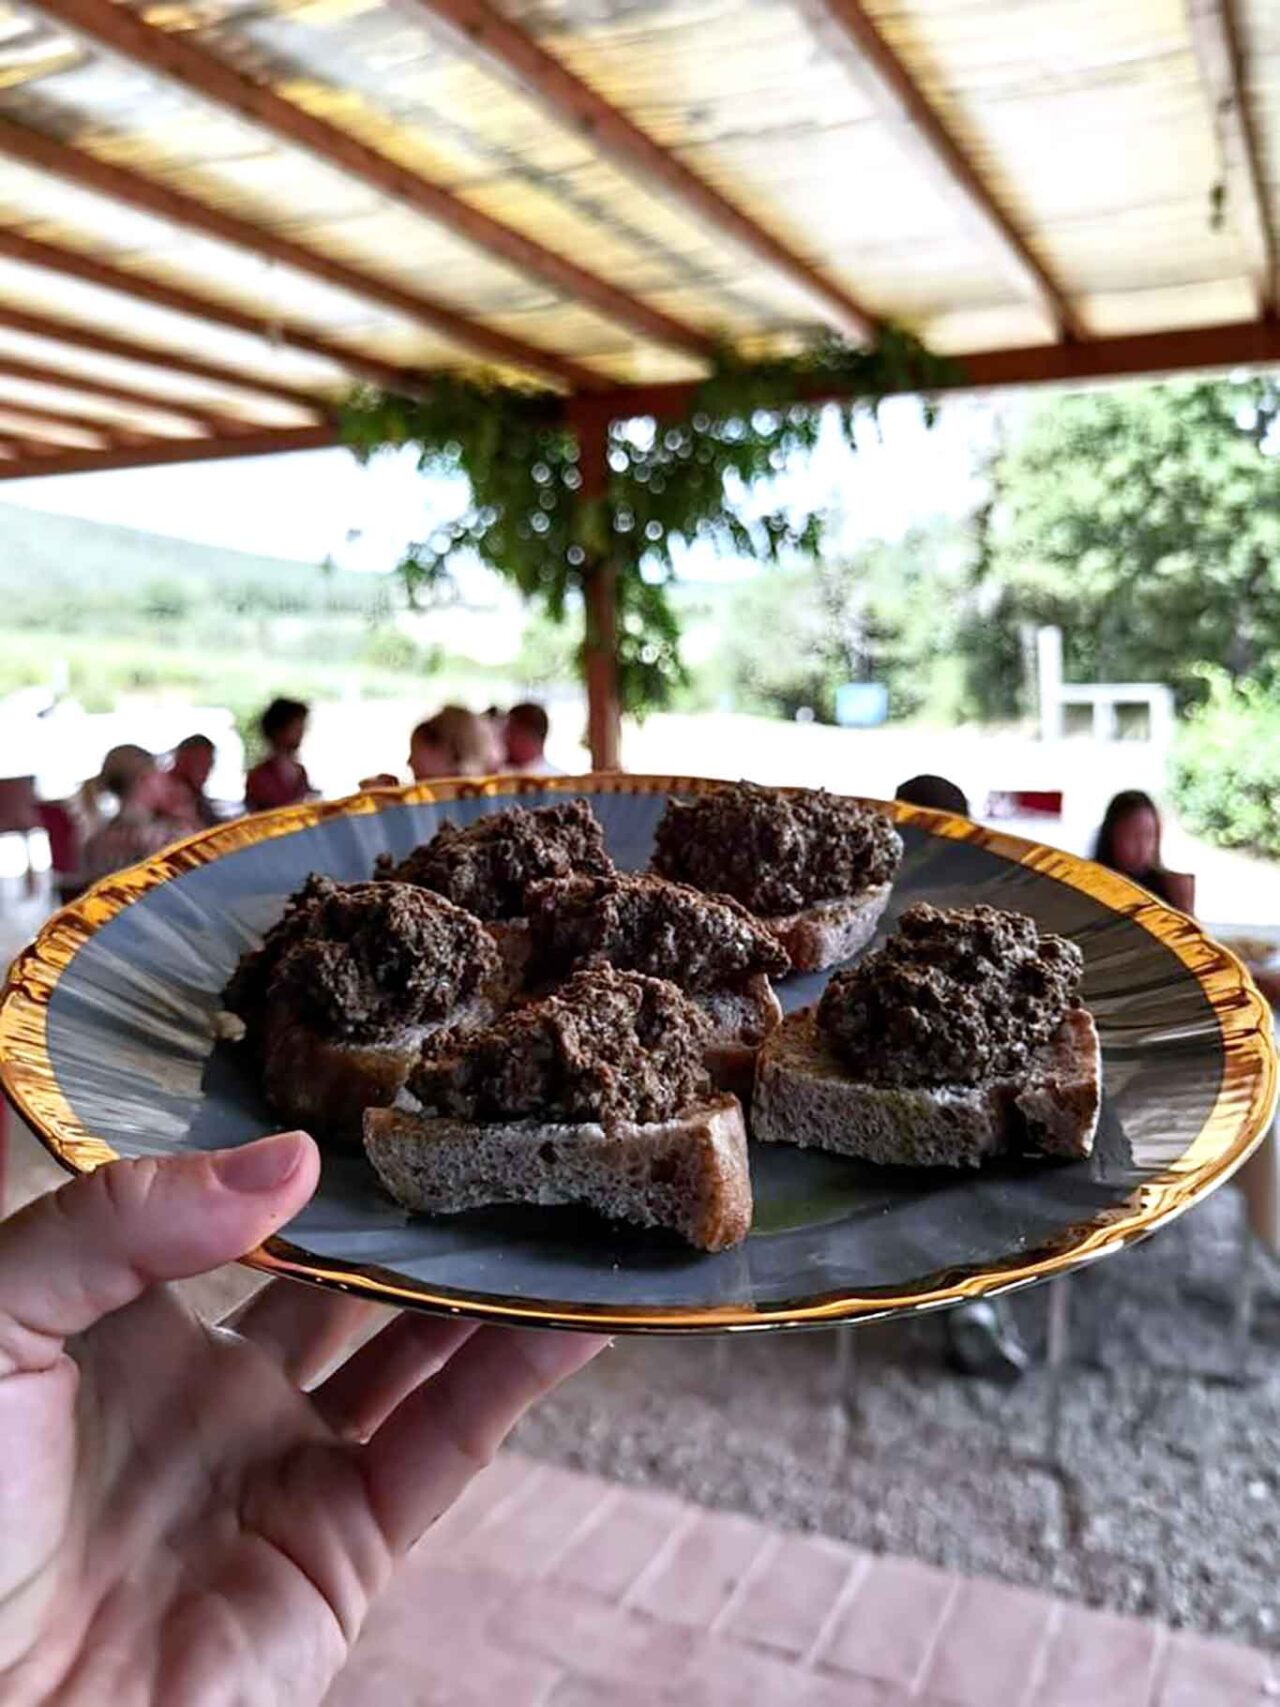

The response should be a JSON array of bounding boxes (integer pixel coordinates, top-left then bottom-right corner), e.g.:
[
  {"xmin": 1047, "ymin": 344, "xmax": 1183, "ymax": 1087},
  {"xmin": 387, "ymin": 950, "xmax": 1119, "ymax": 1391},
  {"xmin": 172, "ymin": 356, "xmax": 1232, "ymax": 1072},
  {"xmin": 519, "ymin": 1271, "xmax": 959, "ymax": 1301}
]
[{"xmin": 339, "ymin": 327, "xmax": 957, "ymax": 714}]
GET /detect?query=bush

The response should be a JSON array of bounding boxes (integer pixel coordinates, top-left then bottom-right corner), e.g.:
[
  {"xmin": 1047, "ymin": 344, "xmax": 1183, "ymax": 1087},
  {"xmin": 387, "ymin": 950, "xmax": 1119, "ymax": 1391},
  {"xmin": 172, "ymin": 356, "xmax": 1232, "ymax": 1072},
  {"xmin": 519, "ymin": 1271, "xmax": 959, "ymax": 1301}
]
[{"xmin": 1170, "ymin": 671, "xmax": 1280, "ymax": 858}]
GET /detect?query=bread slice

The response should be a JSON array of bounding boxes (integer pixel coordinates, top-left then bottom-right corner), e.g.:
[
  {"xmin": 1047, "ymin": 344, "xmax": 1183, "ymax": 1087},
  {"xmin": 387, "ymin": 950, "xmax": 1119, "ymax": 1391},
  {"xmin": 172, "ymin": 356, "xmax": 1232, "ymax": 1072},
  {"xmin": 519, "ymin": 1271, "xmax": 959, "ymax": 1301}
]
[
  {"xmin": 762, "ymin": 883, "xmax": 892, "ymax": 974},
  {"xmin": 694, "ymin": 974, "xmax": 783, "ymax": 1100},
  {"xmin": 260, "ymin": 993, "xmax": 495, "ymax": 1147},
  {"xmin": 364, "ymin": 1093, "xmax": 753, "ymax": 1252},
  {"xmin": 753, "ymin": 1005, "xmax": 1100, "ymax": 1167}
]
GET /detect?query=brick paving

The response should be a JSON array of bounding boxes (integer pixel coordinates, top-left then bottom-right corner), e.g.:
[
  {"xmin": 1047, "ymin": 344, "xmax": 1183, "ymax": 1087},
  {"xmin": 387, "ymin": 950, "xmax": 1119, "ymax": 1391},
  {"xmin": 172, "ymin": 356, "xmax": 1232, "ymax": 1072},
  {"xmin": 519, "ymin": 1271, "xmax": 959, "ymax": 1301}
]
[{"xmin": 326, "ymin": 1453, "xmax": 1280, "ymax": 1706}]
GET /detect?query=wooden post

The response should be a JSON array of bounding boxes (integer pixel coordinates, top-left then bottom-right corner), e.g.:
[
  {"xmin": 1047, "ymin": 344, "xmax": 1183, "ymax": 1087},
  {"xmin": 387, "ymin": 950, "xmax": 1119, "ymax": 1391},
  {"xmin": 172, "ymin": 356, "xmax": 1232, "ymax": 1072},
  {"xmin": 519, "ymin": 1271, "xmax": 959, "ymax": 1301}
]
[{"xmin": 575, "ymin": 405, "xmax": 622, "ymax": 772}]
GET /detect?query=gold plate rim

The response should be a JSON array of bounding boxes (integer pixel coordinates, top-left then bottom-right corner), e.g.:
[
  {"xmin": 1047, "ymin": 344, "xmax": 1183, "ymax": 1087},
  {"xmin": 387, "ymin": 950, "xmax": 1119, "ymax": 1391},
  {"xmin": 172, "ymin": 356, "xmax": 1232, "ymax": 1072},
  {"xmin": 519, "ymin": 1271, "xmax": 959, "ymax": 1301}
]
[{"xmin": 1, "ymin": 771, "xmax": 1275, "ymax": 1334}]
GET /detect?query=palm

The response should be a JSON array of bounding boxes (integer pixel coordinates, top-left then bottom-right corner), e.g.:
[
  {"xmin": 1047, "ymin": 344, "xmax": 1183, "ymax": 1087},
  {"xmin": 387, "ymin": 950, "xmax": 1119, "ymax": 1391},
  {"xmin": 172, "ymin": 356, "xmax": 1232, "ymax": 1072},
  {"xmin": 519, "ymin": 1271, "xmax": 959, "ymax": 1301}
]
[{"xmin": 0, "ymin": 1137, "xmax": 603, "ymax": 1706}]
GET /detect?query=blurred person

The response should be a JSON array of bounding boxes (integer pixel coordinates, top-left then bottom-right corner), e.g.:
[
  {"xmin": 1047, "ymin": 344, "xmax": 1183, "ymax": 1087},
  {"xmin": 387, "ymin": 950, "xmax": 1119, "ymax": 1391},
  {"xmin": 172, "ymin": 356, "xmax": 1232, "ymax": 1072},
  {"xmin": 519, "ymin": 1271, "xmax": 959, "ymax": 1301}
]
[
  {"xmin": 246, "ymin": 698, "xmax": 312, "ymax": 814},
  {"xmin": 138, "ymin": 733, "xmax": 218, "ymax": 830},
  {"xmin": 80, "ymin": 744, "xmax": 189, "ymax": 881},
  {"xmin": 505, "ymin": 701, "xmax": 561, "ymax": 776},
  {"xmin": 74, "ymin": 742, "xmax": 152, "ymax": 843},
  {"xmin": 895, "ymin": 774, "xmax": 970, "ymax": 816},
  {"xmin": 408, "ymin": 706, "xmax": 492, "ymax": 781},
  {"xmin": 1093, "ymin": 789, "xmax": 1195, "ymax": 911}
]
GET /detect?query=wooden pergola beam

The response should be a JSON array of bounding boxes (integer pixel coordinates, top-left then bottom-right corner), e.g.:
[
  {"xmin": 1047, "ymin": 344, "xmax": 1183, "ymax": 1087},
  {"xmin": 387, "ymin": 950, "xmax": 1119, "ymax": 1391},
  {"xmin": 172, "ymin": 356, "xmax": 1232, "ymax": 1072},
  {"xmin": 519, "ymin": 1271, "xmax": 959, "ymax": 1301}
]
[
  {"xmin": 0, "ymin": 393, "xmax": 136, "ymax": 445},
  {"xmin": 1187, "ymin": 0, "xmax": 1277, "ymax": 316},
  {"xmin": 0, "ymin": 227, "xmax": 443, "ymax": 401},
  {"xmin": 570, "ymin": 317, "xmax": 1280, "ymax": 426},
  {"xmin": 802, "ymin": 0, "xmax": 1081, "ymax": 341},
  {"xmin": 0, "ymin": 351, "xmax": 246, "ymax": 433},
  {"xmin": 0, "ymin": 300, "xmax": 325, "ymax": 421},
  {"xmin": 0, "ymin": 421, "xmax": 339, "ymax": 480},
  {"xmin": 30, "ymin": 0, "xmax": 713, "ymax": 362},
  {"xmin": 0, "ymin": 433, "xmax": 61, "ymax": 459},
  {"xmin": 0, "ymin": 114, "xmax": 603, "ymax": 392},
  {"xmin": 6, "ymin": 318, "xmax": 1280, "ymax": 479},
  {"xmin": 411, "ymin": 0, "xmax": 878, "ymax": 342}
]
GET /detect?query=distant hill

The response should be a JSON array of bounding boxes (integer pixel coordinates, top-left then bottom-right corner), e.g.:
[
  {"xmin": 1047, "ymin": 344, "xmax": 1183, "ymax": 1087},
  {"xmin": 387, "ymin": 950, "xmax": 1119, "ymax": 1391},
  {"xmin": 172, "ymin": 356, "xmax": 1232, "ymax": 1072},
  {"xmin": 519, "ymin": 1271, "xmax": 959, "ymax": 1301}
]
[{"xmin": 0, "ymin": 502, "xmax": 385, "ymax": 616}]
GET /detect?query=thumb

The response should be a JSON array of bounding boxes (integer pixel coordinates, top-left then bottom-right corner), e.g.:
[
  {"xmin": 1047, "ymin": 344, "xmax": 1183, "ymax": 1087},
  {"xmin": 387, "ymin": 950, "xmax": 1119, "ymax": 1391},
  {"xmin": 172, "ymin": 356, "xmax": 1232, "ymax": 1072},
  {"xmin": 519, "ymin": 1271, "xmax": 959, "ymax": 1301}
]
[{"xmin": 0, "ymin": 1132, "xmax": 319, "ymax": 1376}]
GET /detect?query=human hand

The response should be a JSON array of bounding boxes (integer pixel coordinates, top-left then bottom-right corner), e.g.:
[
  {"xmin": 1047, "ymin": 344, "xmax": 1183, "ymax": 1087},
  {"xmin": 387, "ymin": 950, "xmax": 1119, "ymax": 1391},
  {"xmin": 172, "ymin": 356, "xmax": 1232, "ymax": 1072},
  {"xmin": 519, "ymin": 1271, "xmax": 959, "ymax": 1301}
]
[{"xmin": 0, "ymin": 1132, "xmax": 605, "ymax": 1705}]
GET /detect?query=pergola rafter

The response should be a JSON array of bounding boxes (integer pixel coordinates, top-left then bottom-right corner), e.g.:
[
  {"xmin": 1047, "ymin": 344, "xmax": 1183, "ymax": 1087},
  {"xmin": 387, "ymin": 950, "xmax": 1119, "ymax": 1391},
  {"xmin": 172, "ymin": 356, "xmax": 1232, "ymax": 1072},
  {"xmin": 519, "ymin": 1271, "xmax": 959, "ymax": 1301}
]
[
  {"xmin": 1187, "ymin": 0, "xmax": 1277, "ymax": 317},
  {"xmin": 0, "ymin": 300, "xmax": 325, "ymax": 418},
  {"xmin": 410, "ymin": 0, "xmax": 879, "ymax": 342},
  {"xmin": 0, "ymin": 113, "xmax": 604, "ymax": 391},
  {"xmin": 0, "ymin": 393, "xmax": 140, "ymax": 446},
  {"xmin": 801, "ymin": 0, "xmax": 1082, "ymax": 340},
  {"xmin": 27, "ymin": 0, "xmax": 714, "ymax": 362},
  {"xmin": 0, "ymin": 421, "xmax": 338, "ymax": 480},
  {"xmin": 0, "ymin": 227, "xmax": 448, "ymax": 401}
]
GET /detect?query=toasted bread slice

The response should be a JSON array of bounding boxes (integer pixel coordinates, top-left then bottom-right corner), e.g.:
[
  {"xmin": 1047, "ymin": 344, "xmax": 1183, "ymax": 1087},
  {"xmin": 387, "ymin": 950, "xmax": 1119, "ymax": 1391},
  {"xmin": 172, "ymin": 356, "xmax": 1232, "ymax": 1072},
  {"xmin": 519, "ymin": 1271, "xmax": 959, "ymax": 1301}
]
[
  {"xmin": 364, "ymin": 1093, "xmax": 752, "ymax": 1252},
  {"xmin": 753, "ymin": 1005, "xmax": 1100, "ymax": 1167},
  {"xmin": 261, "ymin": 993, "xmax": 496, "ymax": 1146},
  {"xmin": 694, "ymin": 974, "xmax": 783, "ymax": 1100},
  {"xmin": 763, "ymin": 884, "xmax": 892, "ymax": 974}
]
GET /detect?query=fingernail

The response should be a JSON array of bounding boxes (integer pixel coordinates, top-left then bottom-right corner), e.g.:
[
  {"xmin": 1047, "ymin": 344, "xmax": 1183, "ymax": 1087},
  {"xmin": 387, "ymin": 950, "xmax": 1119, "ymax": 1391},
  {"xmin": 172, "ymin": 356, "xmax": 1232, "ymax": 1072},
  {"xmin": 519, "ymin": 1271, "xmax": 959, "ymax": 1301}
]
[{"xmin": 213, "ymin": 1132, "xmax": 306, "ymax": 1194}]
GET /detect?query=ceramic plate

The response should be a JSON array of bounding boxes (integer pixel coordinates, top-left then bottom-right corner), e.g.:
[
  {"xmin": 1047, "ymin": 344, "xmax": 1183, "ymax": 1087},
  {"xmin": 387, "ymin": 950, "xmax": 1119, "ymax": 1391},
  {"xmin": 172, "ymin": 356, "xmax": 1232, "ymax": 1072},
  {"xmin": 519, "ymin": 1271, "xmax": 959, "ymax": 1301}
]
[{"xmin": 1, "ymin": 776, "xmax": 1274, "ymax": 1334}]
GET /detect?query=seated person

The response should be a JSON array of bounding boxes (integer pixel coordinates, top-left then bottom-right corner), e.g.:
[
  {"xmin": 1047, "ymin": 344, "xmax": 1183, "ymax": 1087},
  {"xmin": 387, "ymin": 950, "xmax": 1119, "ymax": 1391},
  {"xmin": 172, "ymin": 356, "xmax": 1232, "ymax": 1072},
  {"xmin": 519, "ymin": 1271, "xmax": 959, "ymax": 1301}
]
[
  {"xmin": 1093, "ymin": 790, "xmax": 1195, "ymax": 912},
  {"xmin": 409, "ymin": 706, "xmax": 492, "ymax": 781},
  {"xmin": 505, "ymin": 701, "xmax": 561, "ymax": 775},
  {"xmin": 138, "ymin": 734, "xmax": 218, "ymax": 830},
  {"xmin": 80, "ymin": 745, "xmax": 189, "ymax": 881},
  {"xmin": 895, "ymin": 774, "xmax": 970, "ymax": 816},
  {"xmin": 245, "ymin": 698, "xmax": 312, "ymax": 814}
]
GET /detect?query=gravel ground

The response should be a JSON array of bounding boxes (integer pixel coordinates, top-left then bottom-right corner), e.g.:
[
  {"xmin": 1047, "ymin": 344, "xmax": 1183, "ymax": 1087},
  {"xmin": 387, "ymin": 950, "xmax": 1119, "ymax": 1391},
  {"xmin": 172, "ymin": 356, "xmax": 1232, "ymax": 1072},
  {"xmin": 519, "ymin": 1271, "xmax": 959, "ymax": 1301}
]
[{"xmin": 514, "ymin": 1185, "xmax": 1280, "ymax": 1652}]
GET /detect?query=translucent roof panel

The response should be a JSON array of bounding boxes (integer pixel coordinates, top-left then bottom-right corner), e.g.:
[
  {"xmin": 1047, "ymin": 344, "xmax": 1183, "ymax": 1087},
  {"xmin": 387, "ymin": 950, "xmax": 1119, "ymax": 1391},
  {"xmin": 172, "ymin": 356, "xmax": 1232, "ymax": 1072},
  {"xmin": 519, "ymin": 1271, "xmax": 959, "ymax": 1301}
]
[{"xmin": 0, "ymin": 0, "xmax": 1268, "ymax": 474}]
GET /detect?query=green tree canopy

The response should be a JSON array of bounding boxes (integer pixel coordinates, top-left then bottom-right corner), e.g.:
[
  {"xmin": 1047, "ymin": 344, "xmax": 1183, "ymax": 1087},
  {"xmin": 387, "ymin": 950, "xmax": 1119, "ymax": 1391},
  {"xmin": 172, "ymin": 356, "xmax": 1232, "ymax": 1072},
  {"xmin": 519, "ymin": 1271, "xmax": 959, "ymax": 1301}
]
[
  {"xmin": 977, "ymin": 378, "xmax": 1280, "ymax": 706},
  {"xmin": 721, "ymin": 519, "xmax": 980, "ymax": 725}
]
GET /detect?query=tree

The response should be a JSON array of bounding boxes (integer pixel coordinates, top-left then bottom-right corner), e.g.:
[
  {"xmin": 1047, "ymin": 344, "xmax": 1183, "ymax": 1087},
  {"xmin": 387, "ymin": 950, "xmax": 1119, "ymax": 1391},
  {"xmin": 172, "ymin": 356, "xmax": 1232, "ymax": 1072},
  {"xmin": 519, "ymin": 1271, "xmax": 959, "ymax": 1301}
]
[
  {"xmin": 720, "ymin": 518, "xmax": 982, "ymax": 724},
  {"xmin": 978, "ymin": 378, "xmax": 1280, "ymax": 705},
  {"xmin": 338, "ymin": 332, "xmax": 954, "ymax": 726},
  {"xmin": 1171, "ymin": 670, "xmax": 1280, "ymax": 859}
]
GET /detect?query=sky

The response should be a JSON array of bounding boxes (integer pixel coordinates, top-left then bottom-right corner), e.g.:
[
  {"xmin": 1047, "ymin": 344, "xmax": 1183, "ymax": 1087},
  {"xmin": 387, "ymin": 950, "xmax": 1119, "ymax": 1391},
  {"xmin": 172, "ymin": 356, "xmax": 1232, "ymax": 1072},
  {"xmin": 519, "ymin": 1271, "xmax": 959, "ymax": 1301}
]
[{"xmin": 0, "ymin": 393, "xmax": 1009, "ymax": 578}]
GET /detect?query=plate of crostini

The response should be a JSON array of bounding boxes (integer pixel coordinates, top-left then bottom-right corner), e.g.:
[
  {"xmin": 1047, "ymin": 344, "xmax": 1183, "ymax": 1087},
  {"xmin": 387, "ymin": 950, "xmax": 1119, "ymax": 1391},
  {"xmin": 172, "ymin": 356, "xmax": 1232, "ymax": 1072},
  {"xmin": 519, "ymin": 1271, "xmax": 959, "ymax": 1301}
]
[{"xmin": 0, "ymin": 775, "xmax": 1274, "ymax": 1333}]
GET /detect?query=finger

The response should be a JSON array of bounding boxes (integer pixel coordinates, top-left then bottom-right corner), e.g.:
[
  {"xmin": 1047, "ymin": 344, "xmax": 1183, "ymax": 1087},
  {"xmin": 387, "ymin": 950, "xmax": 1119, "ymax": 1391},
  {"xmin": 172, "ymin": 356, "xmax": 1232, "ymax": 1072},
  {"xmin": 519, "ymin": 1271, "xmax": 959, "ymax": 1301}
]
[
  {"xmin": 362, "ymin": 1326, "xmax": 607, "ymax": 1553},
  {"xmin": 0, "ymin": 1131, "xmax": 318, "ymax": 1377},
  {"xmin": 225, "ymin": 1280, "xmax": 384, "ymax": 1387},
  {"xmin": 310, "ymin": 1313, "xmax": 478, "ymax": 1442}
]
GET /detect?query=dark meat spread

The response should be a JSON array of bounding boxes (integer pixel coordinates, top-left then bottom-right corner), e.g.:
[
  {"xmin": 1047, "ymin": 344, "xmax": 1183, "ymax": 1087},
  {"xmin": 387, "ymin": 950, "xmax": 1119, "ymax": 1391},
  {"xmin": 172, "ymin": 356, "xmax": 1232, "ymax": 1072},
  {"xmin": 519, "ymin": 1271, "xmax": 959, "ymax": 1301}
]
[
  {"xmin": 223, "ymin": 875, "xmax": 498, "ymax": 1045},
  {"xmin": 817, "ymin": 902, "xmax": 1084, "ymax": 1088},
  {"xmin": 525, "ymin": 872, "xmax": 789, "ymax": 990},
  {"xmin": 376, "ymin": 799, "xmax": 613, "ymax": 920},
  {"xmin": 409, "ymin": 966, "xmax": 710, "ymax": 1124},
  {"xmin": 651, "ymin": 783, "xmax": 902, "ymax": 915}
]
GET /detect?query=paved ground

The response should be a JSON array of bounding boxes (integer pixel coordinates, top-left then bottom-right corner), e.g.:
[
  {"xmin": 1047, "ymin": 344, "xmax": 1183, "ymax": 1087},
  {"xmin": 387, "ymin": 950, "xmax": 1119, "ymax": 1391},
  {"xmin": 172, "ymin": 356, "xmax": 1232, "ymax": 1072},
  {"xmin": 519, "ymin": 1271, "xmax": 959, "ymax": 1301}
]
[
  {"xmin": 327, "ymin": 1450, "xmax": 1280, "ymax": 1706},
  {"xmin": 513, "ymin": 1181, "xmax": 1280, "ymax": 1654}
]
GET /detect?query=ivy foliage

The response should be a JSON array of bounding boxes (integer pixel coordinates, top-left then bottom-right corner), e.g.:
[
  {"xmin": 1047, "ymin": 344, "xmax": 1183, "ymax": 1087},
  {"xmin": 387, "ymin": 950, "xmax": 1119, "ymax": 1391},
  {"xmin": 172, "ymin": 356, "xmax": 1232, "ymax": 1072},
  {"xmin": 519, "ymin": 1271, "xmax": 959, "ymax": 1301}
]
[{"xmin": 339, "ymin": 329, "xmax": 955, "ymax": 713}]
